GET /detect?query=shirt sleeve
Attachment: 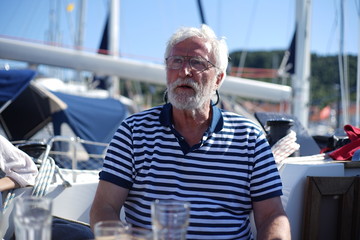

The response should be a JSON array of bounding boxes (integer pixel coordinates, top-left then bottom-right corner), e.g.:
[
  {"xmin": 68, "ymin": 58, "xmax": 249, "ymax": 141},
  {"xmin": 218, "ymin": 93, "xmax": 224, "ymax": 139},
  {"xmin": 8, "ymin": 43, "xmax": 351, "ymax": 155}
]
[
  {"xmin": 99, "ymin": 121, "xmax": 134, "ymax": 189},
  {"xmin": 250, "ymin": 132, "xmax": 283, "ymax": 201},
  {"xmin": 0, "ymin": 135, "xmax": 38, "ymax": 187}
]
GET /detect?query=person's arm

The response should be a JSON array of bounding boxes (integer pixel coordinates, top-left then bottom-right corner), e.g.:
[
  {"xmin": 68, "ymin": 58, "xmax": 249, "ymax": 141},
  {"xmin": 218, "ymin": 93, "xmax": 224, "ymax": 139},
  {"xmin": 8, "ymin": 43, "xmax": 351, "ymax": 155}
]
[
  {"xmin": 90, "ymin": 180, "xmax": 129, "ymax": 230},
  {"xmin": 253, "ymin": 196, "xmax": 291, "ymax": 240},
  {"xmin": 0, "ymin": 176, "xmax": 20, "ymax": 192}
]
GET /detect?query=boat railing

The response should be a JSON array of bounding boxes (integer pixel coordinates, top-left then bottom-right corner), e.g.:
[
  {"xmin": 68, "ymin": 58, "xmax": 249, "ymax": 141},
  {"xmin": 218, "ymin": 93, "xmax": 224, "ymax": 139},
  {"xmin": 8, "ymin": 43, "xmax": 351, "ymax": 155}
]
[{"xmin": 13, "ymin": 135, "xmax": 109, "ymax": 182}]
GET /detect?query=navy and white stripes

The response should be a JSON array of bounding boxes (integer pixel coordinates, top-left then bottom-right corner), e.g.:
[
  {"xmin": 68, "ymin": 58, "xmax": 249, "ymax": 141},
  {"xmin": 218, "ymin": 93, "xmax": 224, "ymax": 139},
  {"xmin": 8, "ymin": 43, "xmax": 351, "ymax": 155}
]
[{"xmin": 100, "ymin": 104, "xmax": 282, "ymax": 240}]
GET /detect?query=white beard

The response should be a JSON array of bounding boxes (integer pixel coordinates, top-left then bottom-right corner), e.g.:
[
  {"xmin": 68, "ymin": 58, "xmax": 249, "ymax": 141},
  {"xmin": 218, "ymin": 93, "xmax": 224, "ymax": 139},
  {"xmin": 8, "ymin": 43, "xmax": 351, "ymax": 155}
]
[{"xmin": 167, "ymin": 78, "xmax": 215, "ymax": 110}]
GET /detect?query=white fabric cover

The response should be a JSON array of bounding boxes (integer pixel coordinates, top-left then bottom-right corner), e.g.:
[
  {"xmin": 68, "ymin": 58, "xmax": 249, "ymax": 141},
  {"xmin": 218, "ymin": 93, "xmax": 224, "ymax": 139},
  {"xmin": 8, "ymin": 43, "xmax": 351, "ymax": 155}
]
[{"xmin": 0, "ymin": 135, "xmax": 38, "ymax": 187}]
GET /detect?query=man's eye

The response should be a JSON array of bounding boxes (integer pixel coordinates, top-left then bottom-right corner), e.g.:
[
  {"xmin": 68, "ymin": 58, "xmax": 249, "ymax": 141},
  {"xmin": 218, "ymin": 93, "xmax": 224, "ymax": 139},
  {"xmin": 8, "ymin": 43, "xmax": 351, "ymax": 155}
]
[
  {"xmin": 173, "ymin": 58, "xmax": 183, "ymax": 64},
  {"xmin": 191, "ymin": 59, "xmax": 206, "ymax": 67}
]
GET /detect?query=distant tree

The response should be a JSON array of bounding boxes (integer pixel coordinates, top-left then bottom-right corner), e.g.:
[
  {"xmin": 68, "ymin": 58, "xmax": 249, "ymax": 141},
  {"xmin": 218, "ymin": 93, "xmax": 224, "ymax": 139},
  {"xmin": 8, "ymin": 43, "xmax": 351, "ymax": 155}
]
[{"xmin": 228, "ymin": 50, "xmax": 357, "ymax": 109}]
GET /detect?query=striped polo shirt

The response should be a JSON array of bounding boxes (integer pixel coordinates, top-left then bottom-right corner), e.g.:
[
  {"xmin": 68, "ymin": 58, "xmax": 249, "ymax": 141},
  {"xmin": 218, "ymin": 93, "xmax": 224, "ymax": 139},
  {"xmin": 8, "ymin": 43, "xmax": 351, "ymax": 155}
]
[{"xmin": 100, "ymin": 103, "xmax": 282, "ymax": 240}]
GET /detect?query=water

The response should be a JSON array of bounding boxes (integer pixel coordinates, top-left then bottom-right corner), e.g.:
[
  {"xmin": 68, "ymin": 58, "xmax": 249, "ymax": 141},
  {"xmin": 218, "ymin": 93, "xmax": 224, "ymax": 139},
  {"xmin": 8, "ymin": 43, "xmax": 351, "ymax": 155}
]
[
  {"xmin": 151, "ymin": 200, "xmax": 190, "ymax": 240},
  {"xmin": 152, "ymin": 228, "xmax": 187, "ymax": 240},
  {"xmin": 14, "ymin": 208, "xmax": 52, "ymax": 240}
]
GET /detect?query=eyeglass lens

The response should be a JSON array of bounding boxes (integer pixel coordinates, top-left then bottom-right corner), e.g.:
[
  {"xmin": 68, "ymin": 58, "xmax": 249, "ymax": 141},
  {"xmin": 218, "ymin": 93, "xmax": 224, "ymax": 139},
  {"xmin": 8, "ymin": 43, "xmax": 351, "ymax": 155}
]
[{"xmin": 166, "ymin": 56, "xmax": 210, "ymax": 71}]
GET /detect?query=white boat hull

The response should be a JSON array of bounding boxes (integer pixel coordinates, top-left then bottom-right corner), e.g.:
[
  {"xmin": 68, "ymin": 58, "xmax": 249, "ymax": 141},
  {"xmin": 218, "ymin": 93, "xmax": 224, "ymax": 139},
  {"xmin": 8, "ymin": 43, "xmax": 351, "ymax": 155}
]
[{"xmin": 1, "ymin": 157, "xmax": 359, "ymax": 240}]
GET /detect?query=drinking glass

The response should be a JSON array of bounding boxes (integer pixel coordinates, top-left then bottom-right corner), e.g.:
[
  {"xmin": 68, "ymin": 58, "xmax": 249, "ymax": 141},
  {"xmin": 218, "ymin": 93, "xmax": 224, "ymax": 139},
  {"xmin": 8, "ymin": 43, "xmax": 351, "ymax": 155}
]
[
  {"xmin": 94, "ymin": 220, "xmax": 131, "ymax": 240},
  {"xmin": 151, "ymin": 199, "xmax": 190, "ymax": 240},
  {"xmin": 13, "ymin": 196, "xmax": 53, "ymax": 240},
  {"xmin": 121, "ymin": 227, "xmax": 153, "ymax": 240}
]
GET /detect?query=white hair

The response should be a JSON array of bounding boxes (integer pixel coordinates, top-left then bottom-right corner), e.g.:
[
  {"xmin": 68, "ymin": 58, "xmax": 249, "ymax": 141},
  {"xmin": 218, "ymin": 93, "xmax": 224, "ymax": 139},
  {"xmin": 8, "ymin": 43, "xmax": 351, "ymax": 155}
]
[{"xmin": 164, "ymin": 24, "xmax": 229, "ymax": 84}]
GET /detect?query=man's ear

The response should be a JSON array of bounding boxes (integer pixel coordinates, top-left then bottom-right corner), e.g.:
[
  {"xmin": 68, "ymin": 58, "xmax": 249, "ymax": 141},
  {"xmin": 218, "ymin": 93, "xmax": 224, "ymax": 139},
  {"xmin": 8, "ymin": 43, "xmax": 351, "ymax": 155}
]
[{"xmin": 216, "ymin": 72, "xmax": 224, "ymax": 86}]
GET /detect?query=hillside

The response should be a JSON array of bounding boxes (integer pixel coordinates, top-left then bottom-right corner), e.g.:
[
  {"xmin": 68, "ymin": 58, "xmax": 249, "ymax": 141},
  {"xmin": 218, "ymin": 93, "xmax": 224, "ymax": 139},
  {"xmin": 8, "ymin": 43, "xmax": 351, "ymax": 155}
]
[{"xmin": 228, "ymin": 50, "xmax": 357, "ymax": 109}]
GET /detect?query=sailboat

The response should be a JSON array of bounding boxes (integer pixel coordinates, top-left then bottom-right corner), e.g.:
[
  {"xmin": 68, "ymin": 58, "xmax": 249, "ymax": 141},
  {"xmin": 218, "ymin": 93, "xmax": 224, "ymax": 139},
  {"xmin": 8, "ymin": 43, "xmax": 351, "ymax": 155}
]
[{"xmin": 0, "ymin": 0, "xmax": 359, "ymax": 239}]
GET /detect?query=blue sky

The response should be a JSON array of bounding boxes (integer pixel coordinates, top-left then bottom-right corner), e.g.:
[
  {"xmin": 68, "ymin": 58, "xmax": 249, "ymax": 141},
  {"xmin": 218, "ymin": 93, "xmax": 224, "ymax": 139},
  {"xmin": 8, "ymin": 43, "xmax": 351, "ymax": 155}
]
[{"xmin": 0, "ymin": 0, "xmax": 358, "ymax": 65}]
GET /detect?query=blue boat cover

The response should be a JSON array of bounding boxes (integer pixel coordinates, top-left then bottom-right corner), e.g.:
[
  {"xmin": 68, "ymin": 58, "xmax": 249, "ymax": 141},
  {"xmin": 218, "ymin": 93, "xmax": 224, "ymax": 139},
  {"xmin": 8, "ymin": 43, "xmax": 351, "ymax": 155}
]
[
  {"xmin": 51, "ymin": 91, "xmax": 128, "ymax": 145},
  {"xmin": 0, "ymin": 69, "xmax": 129, "ymax": 153},
  {"xmin": 0, "ymin": 69, "xmax": 36, "ymax": 105}
]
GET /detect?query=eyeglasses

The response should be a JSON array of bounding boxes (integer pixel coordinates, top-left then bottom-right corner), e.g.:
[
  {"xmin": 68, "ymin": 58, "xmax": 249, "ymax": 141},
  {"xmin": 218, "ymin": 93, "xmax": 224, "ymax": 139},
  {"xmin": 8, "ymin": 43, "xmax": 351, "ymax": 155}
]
[{"xmin": 165, "ymin": 56, "xmax": 217, "ymax": 72}]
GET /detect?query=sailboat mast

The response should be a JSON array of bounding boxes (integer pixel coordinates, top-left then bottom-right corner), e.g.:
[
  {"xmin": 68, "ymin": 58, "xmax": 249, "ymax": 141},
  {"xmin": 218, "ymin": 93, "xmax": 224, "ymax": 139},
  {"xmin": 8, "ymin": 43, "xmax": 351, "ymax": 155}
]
[
  {"xmin": 109, "ymin": 0, "xmax": 120, "ymax": 96},
  {"xmin": 292, "ymin": 0, "xmax": 312, "ymax": 129},
  {"xmin": 76, "ymin": 0, "xmax": 86, "ymax": 50},
  {"xmin": 75, "ymin": 0, "xmax": 87, "ymax": 82},
  {"xmin": 338, "ymin": 0, "xmax": 350, "ymax": 127}
]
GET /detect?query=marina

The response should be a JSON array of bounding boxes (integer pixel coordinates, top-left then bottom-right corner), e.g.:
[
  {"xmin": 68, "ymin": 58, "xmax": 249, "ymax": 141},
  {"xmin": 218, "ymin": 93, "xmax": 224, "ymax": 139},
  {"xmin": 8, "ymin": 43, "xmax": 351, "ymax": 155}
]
[{"xmin": 1, "ymin": 0, "xmax": 359, "ymax": 239}]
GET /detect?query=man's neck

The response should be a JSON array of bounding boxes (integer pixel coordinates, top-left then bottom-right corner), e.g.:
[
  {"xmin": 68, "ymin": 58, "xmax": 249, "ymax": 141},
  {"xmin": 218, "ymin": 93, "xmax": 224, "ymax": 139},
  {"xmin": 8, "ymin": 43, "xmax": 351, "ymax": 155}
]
[{"xmin": 171, "ymin": 104, "xmax": 212, "ymax": 147}]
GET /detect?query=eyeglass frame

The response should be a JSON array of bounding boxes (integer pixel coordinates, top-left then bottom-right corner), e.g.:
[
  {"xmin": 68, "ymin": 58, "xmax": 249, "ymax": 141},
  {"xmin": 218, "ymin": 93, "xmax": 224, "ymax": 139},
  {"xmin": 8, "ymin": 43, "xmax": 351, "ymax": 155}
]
[{"xmin": 165, "ymin": 55, "xmax": 218, "ymax": 72}]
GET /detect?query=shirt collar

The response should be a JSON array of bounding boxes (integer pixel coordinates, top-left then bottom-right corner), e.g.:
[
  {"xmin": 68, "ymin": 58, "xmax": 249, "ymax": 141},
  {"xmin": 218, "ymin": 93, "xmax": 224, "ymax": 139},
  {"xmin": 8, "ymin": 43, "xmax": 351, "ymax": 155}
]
[{"xmin": 159, "ymin": 103, "xmax": 223, "ymax": 133}]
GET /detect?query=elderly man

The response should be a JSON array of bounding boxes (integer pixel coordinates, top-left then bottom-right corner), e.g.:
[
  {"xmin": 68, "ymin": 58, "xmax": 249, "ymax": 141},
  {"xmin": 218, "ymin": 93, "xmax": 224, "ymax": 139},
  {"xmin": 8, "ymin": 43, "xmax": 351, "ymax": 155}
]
[{"xmin": 90, "ymin": 25, "xmax": 290, "ymax": 239}]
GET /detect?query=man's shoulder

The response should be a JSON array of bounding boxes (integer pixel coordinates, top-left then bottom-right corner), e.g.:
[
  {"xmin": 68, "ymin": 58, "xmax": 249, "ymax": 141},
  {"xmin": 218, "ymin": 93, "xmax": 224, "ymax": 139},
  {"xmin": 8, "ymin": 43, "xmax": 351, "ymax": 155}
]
[
  {"xmin": 125, "ymin": 105, "xmax": 163, "ymax": 122},
  {"xmin": 220, "ymin": 110, "xmax": 261, "ymax": 129}
]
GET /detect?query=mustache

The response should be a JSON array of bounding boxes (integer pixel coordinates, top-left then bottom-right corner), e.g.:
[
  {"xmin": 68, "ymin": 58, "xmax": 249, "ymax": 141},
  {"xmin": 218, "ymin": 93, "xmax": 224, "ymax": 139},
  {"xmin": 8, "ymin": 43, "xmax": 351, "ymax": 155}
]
[{"xmin": 170, "ymin": 78, "xmax": 199, "ymax": 91}]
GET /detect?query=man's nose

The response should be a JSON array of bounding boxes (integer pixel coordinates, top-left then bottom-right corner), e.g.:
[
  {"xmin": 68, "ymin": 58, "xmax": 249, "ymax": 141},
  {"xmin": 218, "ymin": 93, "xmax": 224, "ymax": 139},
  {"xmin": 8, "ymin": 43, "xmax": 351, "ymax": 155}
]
[{"xmin": 179, "ymin": 61, "xmax": 192, "ymax": 77}]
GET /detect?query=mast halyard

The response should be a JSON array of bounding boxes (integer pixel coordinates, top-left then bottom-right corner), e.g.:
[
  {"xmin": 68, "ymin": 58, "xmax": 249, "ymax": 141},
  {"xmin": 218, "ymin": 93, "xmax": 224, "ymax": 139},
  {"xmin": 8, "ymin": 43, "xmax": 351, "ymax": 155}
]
[{"xmin": 357, "ymin": 6, "xmax": 360, "ymax": 127}]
